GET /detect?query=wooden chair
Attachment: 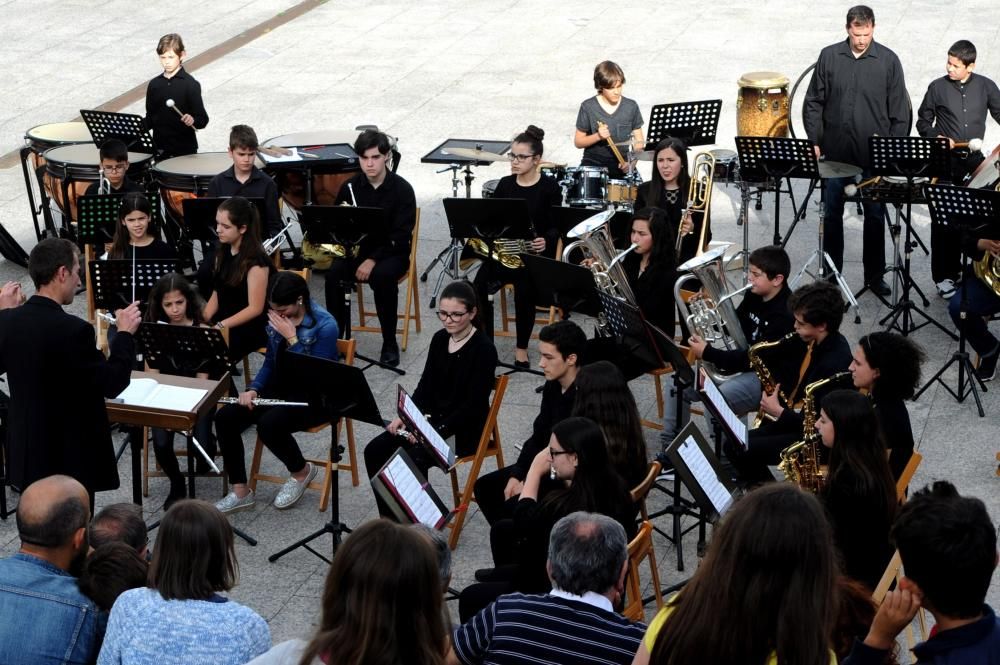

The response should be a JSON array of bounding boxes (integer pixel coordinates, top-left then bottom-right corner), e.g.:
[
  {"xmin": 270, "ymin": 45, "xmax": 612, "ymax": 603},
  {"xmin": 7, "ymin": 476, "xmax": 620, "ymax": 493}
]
[
  {"xmin": 623, "ymin": 521, "xmax": 664, "ymax": 622},
  {"xmin": 445, "ymin": 374, "xmax": 509, "ymax": 550},
  {"xmin": 141, "ymin": 427, "xmax": 227, "ymax": 498},
  {"xmin": 895, "ymin": 451, "xmax": 923, "ymax": 503},
  {"xmin": 247, "ymin": 338, "xmax": 359, "ymax": 511},
  {"xmin": 240, "ymin": 268, "xmax": 312, "ymax": 386},
  {"xmin": 630, "ymin": 461, "xmax": 662, "ymax": 523},
  {"xmin": 355, "ymin": 209, "xmax": 422, "ymax": 351},
  {"xmin": 872, "ymin": 550, "xmax": 929, "ymax": 652}
]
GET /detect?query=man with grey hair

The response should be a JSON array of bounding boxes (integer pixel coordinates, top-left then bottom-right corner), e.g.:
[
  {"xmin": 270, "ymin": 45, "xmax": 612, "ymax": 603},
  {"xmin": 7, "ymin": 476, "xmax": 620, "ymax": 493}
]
[{"xmin": 448, "ymin": 511, "xmax": 645, "ymax": 665}]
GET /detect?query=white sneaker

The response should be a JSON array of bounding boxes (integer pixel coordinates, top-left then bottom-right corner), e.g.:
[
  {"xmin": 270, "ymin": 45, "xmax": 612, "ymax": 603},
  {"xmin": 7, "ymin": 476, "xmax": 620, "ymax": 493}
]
[
  {"xmin": 215, "ymin": 490, "xmax": 255, "ymax": 514},
  {"xmin": 273, "ymin": 463, "xmax": 318, "ymax": 510},
  {"xmin": 936, "ymin": 279, "xmax": 957, "ymax": 299}
]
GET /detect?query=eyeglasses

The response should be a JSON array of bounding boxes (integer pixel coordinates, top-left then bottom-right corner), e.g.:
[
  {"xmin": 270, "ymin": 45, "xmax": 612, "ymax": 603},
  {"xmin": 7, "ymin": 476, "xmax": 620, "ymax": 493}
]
[
  {"xmin": 507, "ymin": 153, "xmax": 536, "ymax": 162},
  {"xmin": 102, "ymin": 164, "xmax": 127, "ymax": 173},
  {"xmin": 436, "ymin": 310, "xmax": 469, "ymax": 322},
  {"xmin": 549, "ymin": 448, "xmax": 570, "ymax": 457}
]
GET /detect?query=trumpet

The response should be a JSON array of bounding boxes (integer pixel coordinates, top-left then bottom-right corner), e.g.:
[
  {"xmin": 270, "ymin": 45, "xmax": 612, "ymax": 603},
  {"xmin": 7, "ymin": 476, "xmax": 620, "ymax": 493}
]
[
  {"xmin": 263, "ymin": 220, "xmax": 296, "ymax": 255},
  {"xmin": 218, "ymin": 397, "xmax": 309, "ymax": 407}
]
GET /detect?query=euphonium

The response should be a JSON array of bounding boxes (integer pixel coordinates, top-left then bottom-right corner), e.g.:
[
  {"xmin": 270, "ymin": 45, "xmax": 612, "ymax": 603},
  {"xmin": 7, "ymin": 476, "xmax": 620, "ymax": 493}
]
[
  {"xmin": 778, "ymin": 371, "xmax": 853, "ymax": 493},
  {"xmin": 561, "ymin": 209, "xmax": 638, "ymax": 305},
  {"xmin": 972, "ymin": 179, "xmax": 1000, "ymax": 297},
  {"xmin": 676, "ymin": 151, "xmax": 715, "ymax": 259},
  {"xmin": 466, "ymin": 237, "xmax": 533, "ymax": 269},
  {"xmin": 748, "ymin": 331, "xmax": 798, "ymax": 428}
]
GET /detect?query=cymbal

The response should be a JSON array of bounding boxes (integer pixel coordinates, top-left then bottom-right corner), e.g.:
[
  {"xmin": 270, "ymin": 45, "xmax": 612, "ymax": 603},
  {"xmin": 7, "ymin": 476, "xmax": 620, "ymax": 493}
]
[
  {"xmin": 443, "ymin": 147, "xmax": 507, "ymax": 162},
  {"xmin": 818, "ymin": 160, "xmax": 863, "ymax": 179}
]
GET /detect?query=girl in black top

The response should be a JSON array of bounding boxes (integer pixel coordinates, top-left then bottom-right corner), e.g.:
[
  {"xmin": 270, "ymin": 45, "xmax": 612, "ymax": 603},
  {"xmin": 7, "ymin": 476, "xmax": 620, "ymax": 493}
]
[
  {"xmin": 202, "ymin": 196, "xmax": 272, "ymax": 360},
  {"xmin": 849, "ymin": 331, "xmax": 926, "ymax": 481},
  {"xmin": 364, "ymin": 280, "xmax": 498, "ymax": 518},
  {"xmin": 473, "ymin": 125, "xmax": 563, "ymax": 367},
  {"xmin": 108, "ymin": 193, "xmax": 177, "ymax": 262},
  {"xmin": 622, "ymin": 207, "xmax": 678, "ymax": 341},
  {"xmin": 816, "ymin": 389, "xmax": 897, "ymax": 591},
  {"xmin": 634, "ymin": 137, "xmax": 699, "ymax": 263}
]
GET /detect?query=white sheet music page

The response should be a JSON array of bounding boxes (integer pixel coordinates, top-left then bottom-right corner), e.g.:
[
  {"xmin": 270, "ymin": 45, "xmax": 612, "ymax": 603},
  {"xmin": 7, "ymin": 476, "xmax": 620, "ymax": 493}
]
[
  {"xmin": 400, "ymin": 392, "xmax": 453, "ymax": 467},
  {"xmin": 115, "ymin": 379, "xmax": 206, "ymax": 412},
  {"xmin": 677, "ymin": 435, "xmax": 733, "ymax": 517},
  {"xmin": 703, "ymin": 375, "xmax": 748, "ymax": 450},
  {"xmin": 383, "ymin": 455, "xmax": 444, "ymax": 527}
]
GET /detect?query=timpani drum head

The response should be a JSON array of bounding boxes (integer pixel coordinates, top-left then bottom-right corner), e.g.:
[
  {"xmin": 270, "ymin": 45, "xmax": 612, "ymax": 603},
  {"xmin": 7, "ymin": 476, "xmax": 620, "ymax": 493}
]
[
  {"xmin": 43, "ymin": 144, "xmax": 152, "ymax": 177},
  {"xmin": 25, "ymin": 122, "xmax": 93, "ymax": 150}
]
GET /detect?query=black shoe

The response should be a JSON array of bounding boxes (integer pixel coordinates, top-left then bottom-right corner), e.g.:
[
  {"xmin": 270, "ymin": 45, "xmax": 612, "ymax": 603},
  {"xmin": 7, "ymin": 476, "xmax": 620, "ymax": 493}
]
[
  {"xmin": 163, "ymin": 480, "xmax": 187, "ymax": 512},
  {"xmin": 380, "ymin": 342, "xmax": 400, "ymax": 367},
  {"xmin": 976, "ymin": 344, "xmax": 999, "ymax": 382},
  {"xmin": 513, "ymin": 359, "xmax": 530, "ymax": 369},
  {"xmin": 474, "ymin": 567, "xmax": 499, "ymax": 583},
  {"xmin": 866, "ymin": 279, "xmax": 891, "ymax": 296}
]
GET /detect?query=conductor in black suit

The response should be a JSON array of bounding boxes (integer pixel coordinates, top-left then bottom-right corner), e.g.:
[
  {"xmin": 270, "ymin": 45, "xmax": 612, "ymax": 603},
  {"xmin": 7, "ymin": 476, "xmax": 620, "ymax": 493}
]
[{"xmin": 0, "ymin": 239, "xmax": 141, "ymax": 504}]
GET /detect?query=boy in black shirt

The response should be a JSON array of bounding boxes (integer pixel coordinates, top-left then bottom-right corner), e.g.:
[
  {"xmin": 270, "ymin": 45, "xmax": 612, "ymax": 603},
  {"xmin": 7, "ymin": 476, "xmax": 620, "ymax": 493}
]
[
  {"xmin": 205, "ymin": 125, "xmax": 282, "ymax": 237},
  {"xmin": 144, "ymin": 33, "xmax": 208, "ymax": 159},
  {"xmin": 83, "ymin": 140, "xmax": 143, "ymax": 197}
]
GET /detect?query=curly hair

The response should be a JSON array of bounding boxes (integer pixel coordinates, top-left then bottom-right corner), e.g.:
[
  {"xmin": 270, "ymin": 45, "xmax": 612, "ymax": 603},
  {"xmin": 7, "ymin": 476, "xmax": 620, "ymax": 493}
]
[{"xmin": 859, "ymin": 331, "xmax": 926, "ymax": 401}]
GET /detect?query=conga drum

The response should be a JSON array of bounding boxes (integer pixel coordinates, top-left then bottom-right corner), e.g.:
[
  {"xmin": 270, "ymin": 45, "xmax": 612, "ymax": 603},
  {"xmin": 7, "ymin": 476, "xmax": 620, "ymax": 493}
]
[
  {"xmin": 263, "ymin": 131, "xmax": 367, "ymax": 210},
  {"xmin": 737, "ymin": 72, "xmax": 790, "ymax": 137},
  {"xmin": 42, "ymin": 144, "xmax": 152, "ymax": 223}
]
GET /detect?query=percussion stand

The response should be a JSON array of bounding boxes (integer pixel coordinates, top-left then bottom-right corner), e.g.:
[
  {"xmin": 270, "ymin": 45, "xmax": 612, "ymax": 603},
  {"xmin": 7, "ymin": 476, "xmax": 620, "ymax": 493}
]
[
  {"xmin": 735, "ymin": 137, "xmax": 818, "ymax": 247},
  {"xmin": 915, "ymin": 185, "xmax": 999, "ymax": 417}
]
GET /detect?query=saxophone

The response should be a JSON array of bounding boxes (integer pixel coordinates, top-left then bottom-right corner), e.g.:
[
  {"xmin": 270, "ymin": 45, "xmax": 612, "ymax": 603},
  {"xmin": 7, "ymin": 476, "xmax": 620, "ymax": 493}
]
[
  {"xmin": 778, "ymin": 371, "xmax": 853, "ymax": 493},
  {"xmin": 748, "ymin": 332, "xmax": 798, "ymax": 428}
]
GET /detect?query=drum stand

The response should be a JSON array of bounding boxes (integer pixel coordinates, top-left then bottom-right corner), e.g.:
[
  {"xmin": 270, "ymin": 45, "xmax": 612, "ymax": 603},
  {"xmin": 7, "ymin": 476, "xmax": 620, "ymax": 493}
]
[{"xmin": 420, "ymin": 162, "xmax": 475, "ymax": 308}]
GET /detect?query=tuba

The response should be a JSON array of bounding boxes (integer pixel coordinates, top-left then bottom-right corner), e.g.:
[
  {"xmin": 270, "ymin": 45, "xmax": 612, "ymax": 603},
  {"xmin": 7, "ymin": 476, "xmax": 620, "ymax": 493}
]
[
  {"xmin": 748, "ymin": 331, "xmax": 799, "ymax": 428},
  {"xmin": 673, "ymin": 244, "xmax": 749, "ymax": 383},
  {"xmin": 561, "ymin": 209, "xmax": 638, "ymax": 305},
  {"xmin": 778, "ymin": 371, "xmax": 853, "ymax": 493}
]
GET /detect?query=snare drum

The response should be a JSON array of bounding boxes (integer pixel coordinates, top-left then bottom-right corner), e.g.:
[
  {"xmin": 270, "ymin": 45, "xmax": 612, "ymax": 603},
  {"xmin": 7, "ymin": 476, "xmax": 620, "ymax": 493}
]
[
  {"xmin": 482, "ymin": 179, "xmax": 499, "ymax": 198},
  {"xmin": 737, "ymin": 72, "xmax": 790, "ymax": 138},
  {"xmin": 709, "ymin": 149, "xmax": 740, "ymax": 183},
  {"xmin": 152, "ymin": 152, "xmax": 239, "ymax": 224},
  {"xmin": 42, "ymin": 144, "xmax": 152, "ymax": 221},
  {"xmin": 263, "ymin": 131, "xmax": 369, "ymax": 209},
  {"xmin": 606, "ymin": 179, "xmax": 637, "ymax": 204},
  {"xmin": 565, "ymin": 166, "xmax": 608, "ymax": 207}
]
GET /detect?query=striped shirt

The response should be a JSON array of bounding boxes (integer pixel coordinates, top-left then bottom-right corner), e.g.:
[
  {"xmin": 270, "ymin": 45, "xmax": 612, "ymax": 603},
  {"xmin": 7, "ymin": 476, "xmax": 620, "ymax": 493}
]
[{"xmin": 453, "ymin": 592, "xmax": 646, "ymax": 665}]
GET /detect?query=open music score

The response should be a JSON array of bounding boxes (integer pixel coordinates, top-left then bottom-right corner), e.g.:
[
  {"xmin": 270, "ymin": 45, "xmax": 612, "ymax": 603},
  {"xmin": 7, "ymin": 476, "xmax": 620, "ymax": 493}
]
[
  {"xmin": 112, "ymin": 377, "xmax": 206, "ymax": 412},
  {"xmin": 700, "ymin": 370, "xmax": 748, "ymax": 451},
  {"xmin": 371, "ymin": 449, "xmax": 452, "ymax": 529},
  {"xmin": 397, "ymin": 386, "xmax": 455, "ymax": 470},
  {"xmin": 675, "ymin": 433, "xmax": 733, "ymax": 518}
]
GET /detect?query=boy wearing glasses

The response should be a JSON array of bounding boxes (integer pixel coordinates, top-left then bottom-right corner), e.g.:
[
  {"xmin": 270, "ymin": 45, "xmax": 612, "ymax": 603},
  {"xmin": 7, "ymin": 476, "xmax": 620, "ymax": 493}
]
[
  {"xmin": 84, "ymin": 140, "xmax": 143, "ymax": 196},
  {"xmin": 573, "ymin": 60, "xmax": 644, "ymax": 179}
]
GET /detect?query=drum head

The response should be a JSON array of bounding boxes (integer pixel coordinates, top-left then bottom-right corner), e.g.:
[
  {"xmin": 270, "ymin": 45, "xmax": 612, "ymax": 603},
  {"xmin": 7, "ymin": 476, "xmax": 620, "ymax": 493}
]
[
  {"xmin": 43, "ymin": 144, "xmax": 153, "ymax": 168},
  {"xmin": 708, "ymin": 149, "xmax": 737, "ymax": 162},
  {"xmin": 153, "ymin": 152, "xmax": 236, "ymax": 177},
  {"xmin": 883, "ymin": 175, "xmax": 928, "ymax": 185},
  {"xmin": 566, "ymin": 165, "xmax": 608, "ymax": 176},
  {"xmin": 25, "ymin": 122, "xmax": 92, "ymax": 146},
  {"xmin": 265, "ymin": 131, "xmax": 366, "ymax": 148},
  {"xmin": 737, "ymin": 71, "xmax": 789, "ymax": 89}
]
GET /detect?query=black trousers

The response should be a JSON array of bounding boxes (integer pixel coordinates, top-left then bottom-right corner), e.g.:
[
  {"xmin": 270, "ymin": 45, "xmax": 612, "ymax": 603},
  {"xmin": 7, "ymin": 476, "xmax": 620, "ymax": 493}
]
[
  {"xmin": 151, "ymin": 415, "xmax": 215, "ymax": 485},
  {"xmin": 473, "ymin": 261, "xmax": 538, "ymax": 349},
  {"xmin": 728, "ymin": 418, "xmax": 799, "ymax": 485},
  {"xmin": 824, "ymin": 175, "xmax": 886, "ymax": 283},
  {"xmin": 215, "ymin": 403, "xmax": 327, "ymax": 485},
  {"xmin": 324, "ymin": 255, "xmax": 408, "ymax": 346},
  {"xmin": 473, "ymin": 467, "xmax": 560, "ymax": 526}
]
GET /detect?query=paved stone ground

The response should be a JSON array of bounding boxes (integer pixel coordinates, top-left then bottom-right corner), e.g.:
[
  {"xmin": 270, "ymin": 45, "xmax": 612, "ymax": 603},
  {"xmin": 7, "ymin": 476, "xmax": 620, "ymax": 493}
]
[{"xmin": 1, "ymin": 0, "xmax": 999, "ymax": 655}]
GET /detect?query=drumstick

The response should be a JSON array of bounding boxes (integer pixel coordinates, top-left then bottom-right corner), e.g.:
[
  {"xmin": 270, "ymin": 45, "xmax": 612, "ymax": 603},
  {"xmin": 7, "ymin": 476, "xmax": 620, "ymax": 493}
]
[{"xmin": 165, "ymin": 99, "xmax": 199, "ymax": 132}]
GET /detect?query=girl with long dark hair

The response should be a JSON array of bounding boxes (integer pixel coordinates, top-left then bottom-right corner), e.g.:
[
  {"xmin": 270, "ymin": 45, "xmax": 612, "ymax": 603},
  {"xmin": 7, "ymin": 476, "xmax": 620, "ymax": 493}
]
[
  {"xmin": 107, "ymin": 193, "xmax": 176, "ymax": 261},
  {"xmin": 622, "ymin": 207, "xmax": 678, "ymax": 339},
  {"xmin": 634, "ymin": 137, "xmax": 702, "ymax": 262}
]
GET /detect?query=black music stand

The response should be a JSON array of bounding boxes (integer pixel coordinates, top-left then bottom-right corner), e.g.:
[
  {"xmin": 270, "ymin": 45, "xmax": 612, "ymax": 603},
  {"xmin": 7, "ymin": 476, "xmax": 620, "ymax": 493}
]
[
  {"xmin": 298, "ymin": 205, "xmax": 403, "ymax": 376},
  {"xmin": 915, "ymin": 185, "xmax": 1000, "ymax": 417},
  {"xmin": 736, "ymin": 137, "xmax": 818, "ymax": 246},
  {"xmin": 663, "ymin": 421, "xmax": 736, "ymax": 521},
  {"xmin": 80, "ymin": 109, "xmax": 155, "ymax": 154},
  {"xmin": 77, "ymin": 192, "xmax": 164, "ymax": 246},
  {"xmin": 869, "ymin": 136, "xmax": 954, "ymax": 338},
  {"xmin": 646, "ymin": 100, "xmax": 723, "ymax": 147},
  {"xmin": 89, "ymin": 259, "xmax": 180, "ymax": 313},
  {"xmin": 522, "ymin": 254, "xmax": 602, "ymax": 318},
  {"xmin": 268, "ymin": 352, "xmax": 383, "ymax": 563}
]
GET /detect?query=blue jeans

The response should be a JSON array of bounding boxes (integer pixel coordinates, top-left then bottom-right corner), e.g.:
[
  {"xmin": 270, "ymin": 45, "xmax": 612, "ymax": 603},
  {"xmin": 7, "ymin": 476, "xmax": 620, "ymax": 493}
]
[
  {"xmin": 825, "ymin": 175, "xmax": 886, "ymax": 282},
  {"xmin": 948, "ymin": 275, "xmax": 1000, "ymax": 355},
  {"xmin": 660, "ymin": 370, "xmax": 761, "ymax": 447}
]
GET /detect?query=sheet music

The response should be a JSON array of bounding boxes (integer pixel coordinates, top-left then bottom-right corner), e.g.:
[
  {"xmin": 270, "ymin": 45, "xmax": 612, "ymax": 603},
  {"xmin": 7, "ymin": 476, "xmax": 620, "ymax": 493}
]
[
  {"xmin": 383, "ymin": 455, "xmax": 444, "ymax": 527},
  {"xmin": 258, "ymin": 147, "xmax": 304, "ymax": 163},
  {"xmin": 400, "ymin": 392, "xmax": 454, "ymax": 467},
  {"xmin": 115, "ymin": 378, "xmax": 206, "ymax": 412},
  {"xmin": 703, "ymin": 374, "xmax": 747, "ymax": 450},
  {"xmin": 677, "ymin": 435, "xmax": 733, "ymax": 516}
]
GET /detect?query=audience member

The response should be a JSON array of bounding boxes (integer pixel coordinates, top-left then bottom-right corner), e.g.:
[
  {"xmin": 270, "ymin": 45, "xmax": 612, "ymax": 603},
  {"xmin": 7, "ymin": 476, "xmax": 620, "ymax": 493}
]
[
  {"xmin": 97, "ymin": 500, "xmax": 270, "ymax": 664},
  {"xmin": 0, "ymin": 475, "xmax": 102, "ymax": 664},
  {"xmin": 247, "ymin": 519, "xmax": 447, "ymax": 665},
  {"xmin": 90, "ymin": 502, "xmax": 149, "ymax": 558},
  {"xmin": 450, "ymin": 512, "xmax": 645, "ymax": 665},
  {"xmin": 845, "ymin": 481, "xmax": 1000, "ymax": 663},
  {"xmin": 78, "ymin": 542, "xmax": 148, "ymax": 612}
]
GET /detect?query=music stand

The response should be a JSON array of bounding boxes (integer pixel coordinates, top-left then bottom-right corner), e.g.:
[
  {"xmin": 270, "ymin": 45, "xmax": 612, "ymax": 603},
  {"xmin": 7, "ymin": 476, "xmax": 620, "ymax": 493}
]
[
  {"xmin": 869, "ymin": 137, "xmax": 954, "ymax": 338},
  {"xmin": 89, "ymin": 259, "xmax": 180, "ymax": 312},
  {"xmin": 663, "ymin": 421, "xmax": 736, "ymax": 522},
  {"xmin": 915, "ymin": 184, "xmax": 1000, "ymax": 417},
  {"xmin": 267, "ymin": 352, "xmax": 383, "ymax": 563},
  {"xmin": 522, "ymin": 254, "xmax": 602, "ymax": 318},
  {"xmin": 298, "ymin": 205, "xmax": 403, "ymax": 375},
  {"xmin": 596, "ymin": 291, "xmax": 664, "ymax": 374},
  {"xmin": 698, "ymin": 370, "xmax": 749, "ymax": 453},
  {"xmin": 371, "ymin": 448, "xmax": 456, "ymax": 529},
  {"xmin": 736, "ymin": 136, "xmax": 818, "ymax": 246},
  {"xmin": 80, "ymin": 109, "xmax": 155, "ymax": 154},
  {"xmin": 646, "ymin": 100, "xmax": 723, "ymax": 147},
  {"xmin": 77, "ymin": 192, "xmax": 164, "ymax": 246}
]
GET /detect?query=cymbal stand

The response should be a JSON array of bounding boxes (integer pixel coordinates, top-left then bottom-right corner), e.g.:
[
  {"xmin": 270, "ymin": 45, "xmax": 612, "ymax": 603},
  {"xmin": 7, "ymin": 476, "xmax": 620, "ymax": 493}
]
[
  {"xmin": 420, "ymin": 162, "xmax": 473, "ymax": 308},
  {"xmin": 726, "ymin": 176, "xmax": 753, "ymax": 282}
]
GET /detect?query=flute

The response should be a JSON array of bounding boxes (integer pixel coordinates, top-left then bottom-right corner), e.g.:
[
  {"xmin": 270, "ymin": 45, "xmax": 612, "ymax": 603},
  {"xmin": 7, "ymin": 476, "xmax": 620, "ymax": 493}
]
[{"xmin": 218, "ymin": 397, "xmax": 309, "ymax": 407}]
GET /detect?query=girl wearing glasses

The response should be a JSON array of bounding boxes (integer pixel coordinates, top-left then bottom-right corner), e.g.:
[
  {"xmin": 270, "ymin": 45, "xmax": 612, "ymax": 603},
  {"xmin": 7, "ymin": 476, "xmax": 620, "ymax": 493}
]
[
  {"xmin": 573, "ymin": 61, "xmax": 644, "ymax": 178},
  {"xmin": 364, "ymin": 280, "xmax": 498, "ymax": 518},
  {"xmin": 472, "ymin": 125, "xmax": 563, "ymax": 368}
]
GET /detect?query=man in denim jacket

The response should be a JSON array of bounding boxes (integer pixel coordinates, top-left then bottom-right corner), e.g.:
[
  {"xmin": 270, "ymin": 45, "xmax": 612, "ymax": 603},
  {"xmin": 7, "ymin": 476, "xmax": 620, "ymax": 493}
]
[{"xmin": 0, "ymin": 475, "xmax": 104, "ymax": 664}]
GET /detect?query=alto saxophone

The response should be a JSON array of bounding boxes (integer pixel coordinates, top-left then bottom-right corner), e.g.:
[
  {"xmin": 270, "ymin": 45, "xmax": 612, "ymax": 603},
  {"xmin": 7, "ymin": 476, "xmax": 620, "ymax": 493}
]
[
  {"xmin": 748, "ymin": 332, "xmax": 798, "ymax": 428},
  {"xmin": 778, "ymin": 371, "xmax": 853, "ymax": 493}
]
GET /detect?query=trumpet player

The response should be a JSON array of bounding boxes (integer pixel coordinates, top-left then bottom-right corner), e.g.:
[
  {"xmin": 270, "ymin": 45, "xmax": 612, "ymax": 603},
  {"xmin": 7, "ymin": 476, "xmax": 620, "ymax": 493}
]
[
  {"xmin": 662, "ymin": 246, "xmax": 794, "ymax": 447},
  {"xmin": 916, "ymin": 40, "xmax": 1000, "ymax": 298},
  {"xmin": 634, "ymin": 138, "xmax": 698, "ymax": 263},
  {"xmin": 214, "ymin": 271, "xmax": 340, "ymax": 514},
  {"xmin": 471, "ymin": 125, "xmax": 562, "ymax": 367}
]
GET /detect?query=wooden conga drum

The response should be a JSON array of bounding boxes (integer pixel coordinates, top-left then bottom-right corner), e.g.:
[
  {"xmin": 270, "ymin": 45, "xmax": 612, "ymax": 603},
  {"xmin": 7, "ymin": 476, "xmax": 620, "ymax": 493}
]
[{"xmin": 737, "ymin": 72, "xmax": 790, "ymax": 137}]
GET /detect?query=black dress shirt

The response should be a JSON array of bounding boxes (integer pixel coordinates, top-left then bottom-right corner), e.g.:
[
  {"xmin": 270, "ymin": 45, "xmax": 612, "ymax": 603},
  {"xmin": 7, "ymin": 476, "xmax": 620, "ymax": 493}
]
[
  {"xmin": 804, "ymin": 39, "xmax": 909, "ymax": 167},
  {"xmin": 206, "ymin": 166, "xmax": 282, "ymax": 236},
  {"xmin": 510, "ymin": 380, "xmax": 577, "ymax": 480},
  {"xmin": 334, "ymin": 170, "xmax": 416, "ymax": 263},
  {"xmin": 145, "ymin": 67, "xmax": 209, "ymax": 159},
  {"xmin": 916, "ymin": 73, "xmax": 1000, "ymax": 142}
]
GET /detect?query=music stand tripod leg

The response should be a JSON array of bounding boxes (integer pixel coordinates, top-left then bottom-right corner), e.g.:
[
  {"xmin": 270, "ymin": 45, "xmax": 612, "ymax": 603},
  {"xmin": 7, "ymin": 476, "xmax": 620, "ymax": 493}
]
[{"xmin": 183, "ymin": 432, "xmax": 257, "ymax": 546}]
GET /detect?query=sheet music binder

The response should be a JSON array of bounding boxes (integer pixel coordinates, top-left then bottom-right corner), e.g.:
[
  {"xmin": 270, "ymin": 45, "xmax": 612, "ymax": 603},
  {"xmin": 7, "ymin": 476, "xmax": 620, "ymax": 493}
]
[
  {"xmin": 396, "ymin": 385, "xmax": 456, "ymax": 470},
  {"xmin": 663, "ymin": 421, "xmax": 737, "ymax": 521},
  {"xmin": 371, "ymin": 448, "xmax": 456, "ymax": 529},
  {"xmin": 698, "ymin": 369, "xmax": 749, "ymax": 451}
]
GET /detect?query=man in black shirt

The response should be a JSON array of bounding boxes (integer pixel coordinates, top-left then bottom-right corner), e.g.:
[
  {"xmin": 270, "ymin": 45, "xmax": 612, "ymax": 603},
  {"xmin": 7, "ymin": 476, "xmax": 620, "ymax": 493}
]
[
  {"xmin": 916, "ymin": 39, "xmax": 1000, "ymax": 296},
  {"xmin": 804, "ymin": 5, "xmax": 909, "ymax": 296},
  {"xmin": 324, "ymin": 130, "xmax": 416, "ymax": 367},
  {"xmin": 83, "ymin": 140, "xmax": 144, "ymax": 197},
  {"xmin": 473, "ymin": 320, "xmax": 586, "ymax": 527},
  {"xmin": 205, "ymin": 125, "xmax": 282, "ymax": 237}
]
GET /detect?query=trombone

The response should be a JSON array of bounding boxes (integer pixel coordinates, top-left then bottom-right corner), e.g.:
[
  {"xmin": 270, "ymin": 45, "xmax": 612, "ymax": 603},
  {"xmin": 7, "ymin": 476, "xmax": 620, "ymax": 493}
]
[{"xmin": 676, "ymin": 151, "xmax": 715, "ymax": 260}]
